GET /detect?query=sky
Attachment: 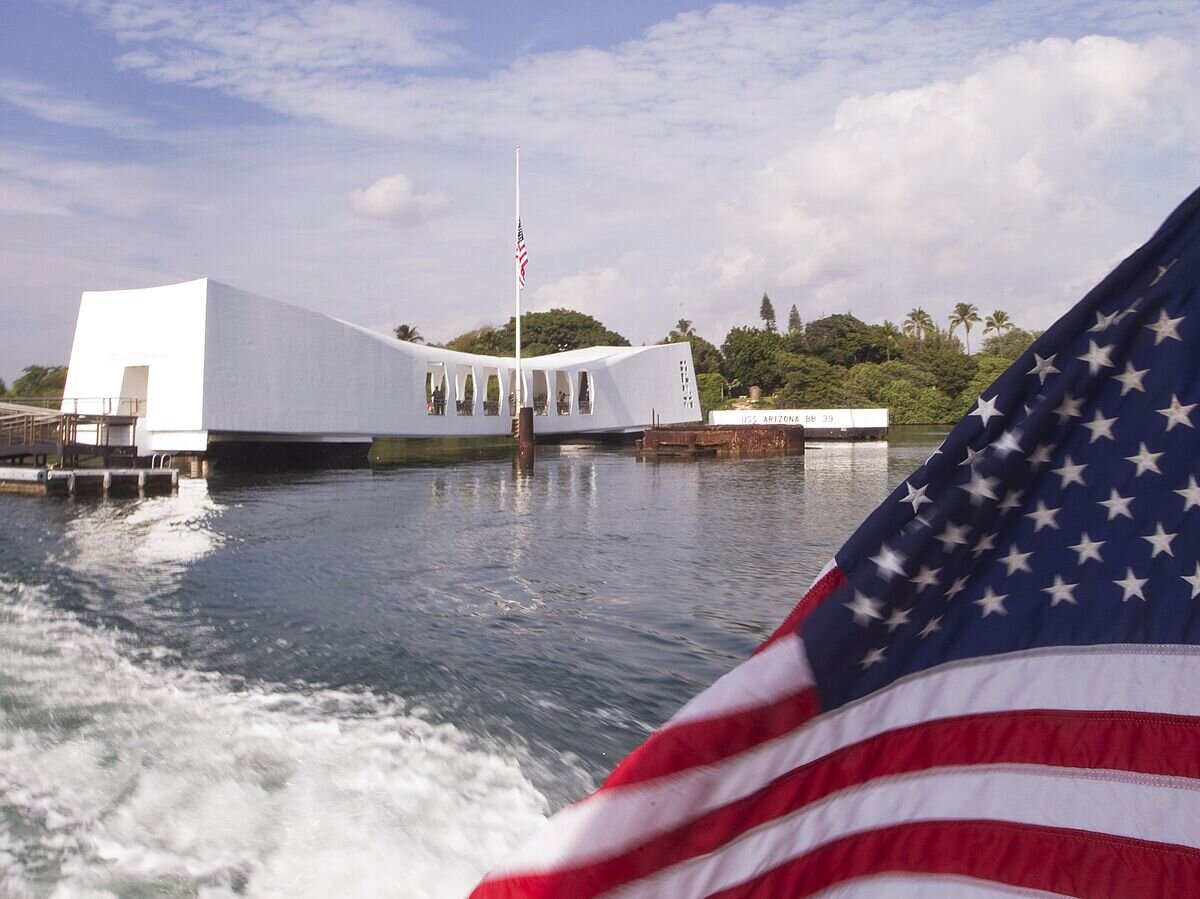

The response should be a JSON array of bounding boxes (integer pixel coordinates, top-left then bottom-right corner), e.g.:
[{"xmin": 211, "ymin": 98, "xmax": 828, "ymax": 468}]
[{"xmin": 2, "ymin": 0, "xmax": 1200, "ymax": 384}]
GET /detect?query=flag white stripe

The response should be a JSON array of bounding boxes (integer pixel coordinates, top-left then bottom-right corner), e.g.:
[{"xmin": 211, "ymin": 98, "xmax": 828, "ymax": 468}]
[
  {"xmin": 666, "ymin": 633, "xmax": 812, "ymax": 726},
  {"xmin": 492, "ymin": 644, "xmax": 1200, "ymax": 875},
  {"xmin": 608, "ymin": 765, "xmax": 1200, "ymax": 898},
  {"xmin": 813, "ymin": 874, "xmax": 1073, "ymax": 899}
]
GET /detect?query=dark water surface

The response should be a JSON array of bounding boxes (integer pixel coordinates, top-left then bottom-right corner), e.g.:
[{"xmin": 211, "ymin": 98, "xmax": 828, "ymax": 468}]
[{"xmin": 0, "ymin": 429, "xmax": 944, "ymax": 898}]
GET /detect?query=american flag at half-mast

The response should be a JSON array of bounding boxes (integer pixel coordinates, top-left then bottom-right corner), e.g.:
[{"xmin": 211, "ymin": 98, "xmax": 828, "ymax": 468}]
[
  {"xmin": 472, "ymin": 187, "xmax": 1200, "ymax": 899},
  {"xmin": 516, "ymin": 219, "xmax": 529, "ymax": 289}
]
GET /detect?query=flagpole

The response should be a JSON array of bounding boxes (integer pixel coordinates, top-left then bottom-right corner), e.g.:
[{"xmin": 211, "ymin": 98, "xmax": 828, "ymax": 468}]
[{"xmin": 514, "ymin": 145, "xmax": 523, "ymax": 411}]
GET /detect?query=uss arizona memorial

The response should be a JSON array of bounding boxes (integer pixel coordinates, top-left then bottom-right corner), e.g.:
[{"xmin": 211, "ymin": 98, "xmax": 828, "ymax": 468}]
[{"xmin": 61, "ymin": 278, "xmax": 702, "ymax": 460}]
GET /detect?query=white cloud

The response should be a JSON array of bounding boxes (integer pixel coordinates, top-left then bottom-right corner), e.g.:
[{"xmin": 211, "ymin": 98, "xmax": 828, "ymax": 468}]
[
  {"xmin": 0, "ymin": 77, "xmax": 159, "ymax": 139},
  {"xmin": 348, "ymin": 173, "xmax": 449, "ymax": 224}
]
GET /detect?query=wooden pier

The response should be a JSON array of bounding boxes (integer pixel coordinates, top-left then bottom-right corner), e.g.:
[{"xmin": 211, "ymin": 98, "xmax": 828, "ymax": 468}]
[{"xmin": 637, "ymin": 424, "xmax": 805, "ymax": 457}]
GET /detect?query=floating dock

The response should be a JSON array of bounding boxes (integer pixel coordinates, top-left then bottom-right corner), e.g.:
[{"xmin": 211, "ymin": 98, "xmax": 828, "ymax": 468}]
[
  {"xmin": 0, "ymin": 466, "xmax": 178, "ymax": 497},
  {"xmin": 637, "ymin": 424, "xmax": 805, "ymax": 457}
]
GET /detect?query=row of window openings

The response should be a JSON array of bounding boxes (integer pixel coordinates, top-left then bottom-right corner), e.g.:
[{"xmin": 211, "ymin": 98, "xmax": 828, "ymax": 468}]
[{"xmin": 425, "ymin": 369, "xmax": 593, "ymax": 417}]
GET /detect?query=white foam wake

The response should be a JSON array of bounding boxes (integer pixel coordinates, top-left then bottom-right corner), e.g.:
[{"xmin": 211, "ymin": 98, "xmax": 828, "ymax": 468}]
[{"xmin": 0, "ymin": 579, "xmax": 550, "ymax": 899}]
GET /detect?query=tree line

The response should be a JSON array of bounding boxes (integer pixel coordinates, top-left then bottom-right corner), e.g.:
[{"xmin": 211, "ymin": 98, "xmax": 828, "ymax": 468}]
[
  {"xmin": 0, "ymin": 365, "xmax": 68, "ymax": 399},
  {"xmin": 405, "ymin": 297, "xmax": 1038, "ymax": 424}
]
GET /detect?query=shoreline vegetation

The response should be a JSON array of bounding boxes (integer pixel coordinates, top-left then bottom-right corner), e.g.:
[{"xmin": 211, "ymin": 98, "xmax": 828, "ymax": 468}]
[{"xmin": 5, "ymin": 300, "xmax": 1037, "ymax": 428}]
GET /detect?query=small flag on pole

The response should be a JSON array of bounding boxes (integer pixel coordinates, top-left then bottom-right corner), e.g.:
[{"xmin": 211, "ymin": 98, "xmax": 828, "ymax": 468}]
[
  {"xmin": 516, "ymin": 219, "xmax": 529, "ymax": 290},
  {"xmin": 472, "ymin": 186, "xmax": 1200, "ymax": 898}
]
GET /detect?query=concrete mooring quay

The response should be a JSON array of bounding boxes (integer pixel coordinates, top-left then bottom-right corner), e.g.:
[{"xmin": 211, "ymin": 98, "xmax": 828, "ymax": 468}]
[
  {"xmin": 637, "ymin": 424, "xmax": 805, "ymax": 457},
  {"xmin": 0, "ymin": 466, "xmax": 179, "ymax": 497}
]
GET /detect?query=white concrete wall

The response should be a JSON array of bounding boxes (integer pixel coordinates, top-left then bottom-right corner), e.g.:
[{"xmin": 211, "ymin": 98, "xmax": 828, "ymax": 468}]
[
  {"xmin": 63, "ymin": 279, "xmax": 700, "ymax": 451},
  {"xmin": 62, "ymin": 280, "xmax": 209, "ymax": 451}
]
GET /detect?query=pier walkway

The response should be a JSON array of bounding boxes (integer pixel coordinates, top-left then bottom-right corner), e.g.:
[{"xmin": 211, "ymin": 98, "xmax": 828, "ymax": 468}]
[{"xmin": 0, "ymin": 398, "xmax": 139, "ymax": 466}]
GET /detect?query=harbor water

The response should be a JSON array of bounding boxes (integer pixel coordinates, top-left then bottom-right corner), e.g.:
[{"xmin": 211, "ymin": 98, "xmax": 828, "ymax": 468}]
[{"xmin": 0, "ymin": 429, "xmax": 945, "ymax": 898}]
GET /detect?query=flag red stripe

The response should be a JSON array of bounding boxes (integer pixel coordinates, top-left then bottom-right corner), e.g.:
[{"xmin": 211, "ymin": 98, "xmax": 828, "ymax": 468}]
[
  {"xmin": 470, "ymin": 709, "xmax": 1200, "ymax": 898},
  {"xmin": 600, "ymin": 688, "xmax": 821, "ymax": 789},
  {"xmin": 755, "ymin": 565, "xmax": 845, "ymax": 654},
  {"xmin": 707, "ymin": 819, "xmax": 1200, "ymax": 899}
]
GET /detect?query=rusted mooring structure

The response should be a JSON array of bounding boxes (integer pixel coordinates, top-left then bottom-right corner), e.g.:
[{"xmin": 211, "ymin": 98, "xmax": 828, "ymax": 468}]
[{"xmin": 637, "ymin": 423, "xmax": 805, "ymax": 457}]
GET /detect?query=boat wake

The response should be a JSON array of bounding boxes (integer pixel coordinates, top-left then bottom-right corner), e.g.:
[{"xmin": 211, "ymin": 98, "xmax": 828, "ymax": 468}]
[{"xmin": 0, "ymin": 577, "xmax": 550, "ymax": 899}]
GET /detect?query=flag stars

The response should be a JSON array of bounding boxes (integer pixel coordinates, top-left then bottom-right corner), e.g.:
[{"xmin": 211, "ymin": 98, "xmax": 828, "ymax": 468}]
[
  {"xmin": 970, "ymin": 394, "xmax": 1002, "ymax": 427},
  {"xmin": 1042, "ymin": 575, "xmax": 1079, "ymax": 607},
  {"xmin": 1053, "ymin": 456, "xmax": 1087, "ymax": 489},
  {"xmin": 945, "ymin": 576, "xmax": 969, "ymax": 600},
  {"xmin": 998, "ymin": 490, "xmax": 1025, "ymax": 513},
  {"xmin": 960, "ymin": 446, "xmax": 986, "ymax": 467},
  {"xmin": 919, "ymin": 616, "xmax": 943, "ymax": 638},
  {"xmin": 1183, "ymin": 562, "xmax": 1200, "ymax": 599},
  {"xmin": 1125, "ymin": 443, "xmax": 1163, "ymax": 476},
  {"xmin": 1082, "ymin": 410, "xmax": 1117, "ymax": 443},
  {"xmin": 992, "ymin": 429, "xmax": 1023, "ymax": 457},
  {"xmin": 899, "ymin": 481, "xmax": 932, "ymax": 514},
  {"xmin": 1025, "ymin": 501, "xmax": 1061, "ymax": 532},
  {"xmin": 1176, "ymin": 475, "xmax": 1200, "ymax": 512},
  {"xmin": 936, "ymin": 522, "xmax": 971, "ymax": 551},
  {"xmin": 883, "ymin": 607, "xmax": 911, "ymax": 633},
  {"xmin": 1114, "ymin": 362, "xmax": 1148, "ymax": 396},
  {"xmin": 960, "ymin": 470, "xmax": 1000, "ymax": 504},
  {"xmin": 975, "ymin": 588, "xmax": 1009, "ymax": 617},
  {"xmin": 910, "ymin": 565, "xmax": 942, "ymax": 592},
  {"xmin": 1027, "ymin": 444, "xmax": 1055, "ymax": 471},
  {"xmin": 1142, "ymin": 523, "xmax": 1177, "ymax": 558},
  {"xmin": 1157, "ymin": 394, "xmax": 1196, "ymax": 432},
  {"xmin": 970, "ymin": 532, "xmax": 997, "ymax": 558},
  {"xmin": 1076, "ymin": 340, "xmax": 1115, "ymax": 376},
  {"xmin": 859, "ymin": 647, "xmax": 887, "ymax": 669},
  {"xmin": 1028, "ymin": 353, "xmax": 1060, "ymax": 383},
  {"xmin": 998, "ymin": 545, "xmax": 1034, "ymax": 575},
  {"xmin": 845, "ymin": 591, "xmax": 884, "ymax": 626},
  {"xmin": 1088, "ymin": 310, "xmax": 1120, "ymax": 332},
  {"xmin": 1053, "ymin": 393, "xmax": 1085, "ymax": 423},
  {"xmin": 1070, "ymin": 533, "xmax": 1105, "ymax": 565},
  {"xmin": 1098, "ymin": 488, "xmax": 1134, "ymax": 521},
  {"xmin": 1145, "ymin": 309, "xmax": 1184, "ymax": 345},
  {"xmin": 1114, "ymin": 568, "xmax": 1148, "ymax": 602},
  {"xmin": 869, "ymin": 544, "xmax": 907, "ymax": 580}
]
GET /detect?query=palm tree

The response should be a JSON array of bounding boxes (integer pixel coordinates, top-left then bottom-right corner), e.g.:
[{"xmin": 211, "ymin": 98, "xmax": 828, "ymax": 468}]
[
  {"xmin": 984, "ymin": 309, "xmax": 1013, "ymax": 337},
  {"xmin": 669, "ymin": 318, "xmax": 695, "ymax": 341},
  {"xmin": 880, "ymin": 320, "xmax": 901, "ymax": 361},
  {"xmin": 394, "ymin": 324, "xmax": 423, "ymax": 343},
  {"xmin": 948, "ymin": 303, "xmax": 982, "ymax": 353},
  {"xmin": 904, "ymin": 307, "xmax": 934, "ymax": 341}
]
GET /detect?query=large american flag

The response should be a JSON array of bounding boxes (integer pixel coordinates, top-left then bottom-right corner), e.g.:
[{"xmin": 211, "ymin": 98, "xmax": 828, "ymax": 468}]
[
  {"xmin": 516, "ymin": 219, "xmax": 529, "ymax": 289},
  {"xmin": 472, "ymin": 187, "xmax": 1200, "ymax": 898}
]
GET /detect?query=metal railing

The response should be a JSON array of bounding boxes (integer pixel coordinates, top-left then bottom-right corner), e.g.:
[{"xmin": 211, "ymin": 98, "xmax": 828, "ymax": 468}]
[
  {"xmin": 483, "ymin": 401, "xmax": 501, "ymax": 416},
  {"xmin": 533, "ymin": 398, "xmax": 548, "ymax": 415},
  {"xmin": 557, "ymin": 401, "xmax": 571, "ymax": 415},
  {"xmin": 456, "ymin": 399, "xmax": 474, "ymax": 416},
  {"xmin": 7, "ymin": 396, "xmax": 147, "ymax": 416},
  {"xmin": 579, "ymin": 399, "xmax": 593, "ymax": 414}
]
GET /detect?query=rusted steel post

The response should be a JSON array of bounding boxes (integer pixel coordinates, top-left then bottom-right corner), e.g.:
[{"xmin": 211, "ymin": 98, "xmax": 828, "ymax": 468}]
[{"xmin": 517, "ymin": 406, "xmax": 534, "ymax": 471}]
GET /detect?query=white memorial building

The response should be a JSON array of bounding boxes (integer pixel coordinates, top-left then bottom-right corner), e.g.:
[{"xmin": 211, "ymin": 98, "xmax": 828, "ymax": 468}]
[{"xmin": 61, "ymin": 279, "xmax": 701, "ymax": 460}]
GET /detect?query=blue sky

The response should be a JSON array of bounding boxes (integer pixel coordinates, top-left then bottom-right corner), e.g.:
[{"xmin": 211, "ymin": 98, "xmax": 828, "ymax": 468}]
[{"xmin": 2, "ymin": 0, "xmax": 1200, "ymax": 383}]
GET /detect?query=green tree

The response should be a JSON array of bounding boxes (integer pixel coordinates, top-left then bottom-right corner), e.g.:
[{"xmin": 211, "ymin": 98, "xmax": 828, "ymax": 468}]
[
  {"xmin": 775, "ymin": 354, "xmax": 855, "ymax": 407},
  {"xmin": 445, "ymin": 310, "xmax": 630, "ymax": 357},
  {"xmin": 393, "ymin": 324, "xmax": 423, "ymax": 343},
  {"xmin": 0, "ymin": 377, "xmax": 6, "ymax": 396},
  {"xmin": 804, "ymin": 313, "xmax": 886, "ymax": 367},
  {"xmin": 983, "ymin": 309, "xmax": 1013, "ymax": 338},
  {"xmin": 661, "ymin": 332, "xmax": 723, "ymax": 374},
  {"xmin": 981, "ymin": 327, "xmax": 1039, "ymax": 361},
  {"xmin": 721, "ymin": 326, "xmax": 785, "ymax": 392},
  {"xmin": 787, "ymin": 304, "xmax": 802, "ymax": 335},
  {"xmin": 502, "ymin": 309, "xmax": 630, "ymax": 356},
  {"xmin": 759, "ymin": 293, "xmax": 777, "ymax": 331},
  {"xmin": 11, "ymin": 365, "xmax": 68, "ymax": 398},
  {"xmin": 905, "ymin": 338, "xmax": 977, "ymax": 397},
  {"xmin": 669, "ymin": 318, "xmax": 695, "ymax": 341},
  {"xmin": 953, "ymin": 354, "xmax": 1011, "ymax": 417},
  {"xmin": 948, "ymin": 303, "xmax": 983, "ymax": 353},
  {"xmin": 903, "ymin": 307, "xmax": 935, "ymax": 341},
  {"xmin": 697, "ymin": 372, "xmax": 729, "ymax": 418},
  {"xmin": 879, "ymin": 320, "xmax": 902, "ymax": 361}
]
